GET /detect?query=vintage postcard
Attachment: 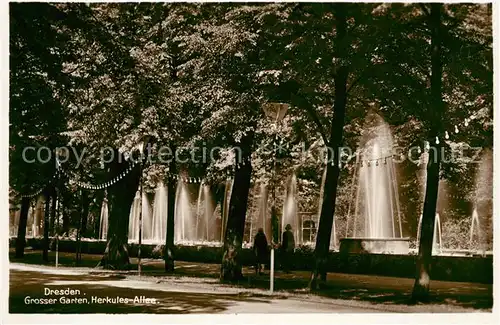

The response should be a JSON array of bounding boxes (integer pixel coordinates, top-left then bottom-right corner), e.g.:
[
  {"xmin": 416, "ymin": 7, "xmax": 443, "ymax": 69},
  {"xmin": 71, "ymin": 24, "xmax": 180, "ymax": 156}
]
[{"xmin": 3, "ymin": 1, "xmax": 497, "ymax": 324}]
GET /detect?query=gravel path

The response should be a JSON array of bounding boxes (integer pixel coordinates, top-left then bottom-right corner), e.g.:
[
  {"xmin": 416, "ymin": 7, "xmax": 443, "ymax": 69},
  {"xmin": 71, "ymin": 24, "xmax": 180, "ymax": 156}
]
[{"xmin": 9, "ymin": 262, "xmax": 492, "ymax": 314}]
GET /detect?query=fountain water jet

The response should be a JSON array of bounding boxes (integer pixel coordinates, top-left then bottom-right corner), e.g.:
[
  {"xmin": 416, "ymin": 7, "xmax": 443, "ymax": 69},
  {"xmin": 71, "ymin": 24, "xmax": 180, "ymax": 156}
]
[
  {"xmin": 31, "ymin": 196, "xmax": 44, "ymax": 237},
  {"xmin": 341, "ymin": 113, "xmax": 408, "ymax": 254},
  {"xmin": 195, "ymin": 183, "xmax": 215, "ymax": 241},
  {"xmin": 151, "ymin": 183, "xmax": 168, "ymax": 243},
  {"xmin": 469, "ymin": 208, "xmax": 481, "ymax": 250},
  {"xmin": 255, "ymin": 182, "xmax": 270, "ymax": 242},
  {"xmin": 175, "ymin": 180, "xmax": 195, "ymax": 243},
  {"xmin": 470, "ymin": 149, "xmax": 492, "ymax": 252},
  {"xmin": 282, "ymin": 174, "xmax": 299, "ymax": 245},
  {"xmin": 99, "ymin": 196, "xmax": 109, "ymax": 240},
  {"xmin": 128, "ymin": 191, "xmax": 152, "ymax": 241},
  {"xmin": 10, "ymin": 206, "xmax": 20, "ymax": 237},
  {"xmin": 203, "ymin": 184, "xmax": 215, "ymax": 241}
]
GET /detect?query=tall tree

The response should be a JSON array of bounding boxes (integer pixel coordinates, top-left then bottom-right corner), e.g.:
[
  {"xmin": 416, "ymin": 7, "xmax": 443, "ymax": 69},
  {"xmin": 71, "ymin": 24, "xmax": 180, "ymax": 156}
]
[
  {"xmin": 363, "ymin": 3, "xmax": 491, "ymax": 300},
  {"xmin": 308, "ymin": 4, "xmax": 349, "ymax": 289},
  {"xmin": 176, "ymin": 3, "xmax": 293, "ymax": 281},
  {"xmin": 14, "ymin": 197, "xmax": 31, "ymax": 258},
  {"xmin": 411, "ymin": 3, "xmax": 445, "ymax": 301}
]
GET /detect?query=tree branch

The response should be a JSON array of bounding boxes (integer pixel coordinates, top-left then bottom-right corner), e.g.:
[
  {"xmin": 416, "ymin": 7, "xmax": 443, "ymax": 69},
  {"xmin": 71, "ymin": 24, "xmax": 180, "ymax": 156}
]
[
  {"xmin": 290, "ymin": 92, "xmax": 329, "ymax": 145},
  {"xmin": 419, "ymin": 3, "xmax": 431, "ymax": 18},
  {"xmin": 346, "ymin": 68, "xmax": 367, "ymax": 94}
]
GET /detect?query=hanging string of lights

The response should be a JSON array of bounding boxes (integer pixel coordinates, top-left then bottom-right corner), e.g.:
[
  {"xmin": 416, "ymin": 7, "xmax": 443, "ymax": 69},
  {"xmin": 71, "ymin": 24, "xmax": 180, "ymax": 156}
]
[
  {"xmin": 56, "ymin": 156, "xmax": 141, "ymax": 191},
  {"xmin": 165, "ymin": 173, "xmax": 204, "ymax": 183},
  {"xmin": 18, "ymin": 114, "xmax": 482, "ymax": 195},
  {"xmin": 20, "ymin": 187, "xmax": 44, "ymax": 198},
  {"xmin": 325, "ymin": 114, "xmax": 482, "ymax": 169},
  {"xmin": 425, "ymin": 113, "xmax": 481, "ymax": 149}
]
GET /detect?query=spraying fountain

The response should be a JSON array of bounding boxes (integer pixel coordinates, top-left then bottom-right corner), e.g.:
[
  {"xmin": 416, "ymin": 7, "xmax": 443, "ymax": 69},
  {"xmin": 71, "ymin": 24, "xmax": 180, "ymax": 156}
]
[
  {"xmin": 10, "ymin": 205, "xmax": 20, "ymax": 237},
  {"xmin": 30, "ymin": 196, "xmax": 44, "ymax": 238},
  {"xmin": 341, "ymin": 113, "xmax": 409, "ymax": 254},
  {"xmin": 469, "ymin": 208, "xmax": 481, "ymax": 250},
  {"xmin": 174, "ymin": 180, "xmax": 196, "ymax": 243},
  {"xmin": 282, "ymin": 174, "xmax": 299, "ymax": 245},
  {"xmin": 194, "ymin": 182, "xmax": 216, "ymax": 241},
  {"xmin": 469, "ymin": 149, "xmax": 492, "ymax": 253},
  {"xmin": 128, "ymin": 190, "xmax": 153, "ymax": 242},
  {"xmin": 99, "ymin": 196, "xmax": 109, "ymax": 240},
  {"xmin": 256, "ymin": 182, "xmax": 271, "ymax": 243},
  {"xmin": 151, "ymin": 182, "xmax": 168, "ymax": 243}
]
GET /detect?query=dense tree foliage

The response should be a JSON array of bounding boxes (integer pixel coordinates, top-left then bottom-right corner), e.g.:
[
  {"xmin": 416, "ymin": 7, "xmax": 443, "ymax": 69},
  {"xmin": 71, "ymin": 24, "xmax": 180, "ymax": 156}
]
[{"xmin": 10, "ymin": 2, "xmax": 492, "ymax": 298}]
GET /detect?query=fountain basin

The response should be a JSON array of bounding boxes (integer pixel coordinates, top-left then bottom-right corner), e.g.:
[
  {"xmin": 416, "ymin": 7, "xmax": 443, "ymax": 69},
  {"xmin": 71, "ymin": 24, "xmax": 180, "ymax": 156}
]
[{"xmin": 339, "ymin": 237, "xmax": 410, "ymax": 255}]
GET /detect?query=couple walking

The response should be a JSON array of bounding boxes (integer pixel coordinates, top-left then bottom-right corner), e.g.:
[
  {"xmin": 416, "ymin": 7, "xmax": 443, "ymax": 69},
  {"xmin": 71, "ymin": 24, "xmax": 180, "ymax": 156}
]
[{"xmin": 253, "ymin": 224, "xmax": 295, "ymax": 274}]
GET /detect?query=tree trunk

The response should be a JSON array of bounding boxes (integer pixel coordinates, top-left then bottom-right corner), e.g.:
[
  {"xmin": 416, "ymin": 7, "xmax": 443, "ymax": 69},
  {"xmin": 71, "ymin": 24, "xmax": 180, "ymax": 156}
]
[
  {"xmin": 220, "ymin": 133, "xmax": 254, "ymax": 283},
  {"xmin": 99, "ymin": 151, "xmax": 141, "ymax": 270},
  {"xmin": 76, "ymin": 189, "xmax": 85, "ymax": 264},
  {"xmin": 42, "ymin": 191, "xmax": 51, "ymax": 262},
  {"xmin": 15, "ymin": 197, "xmax": 30, "ymax": 258},
  {"xmin": 80, "ymin": 192, "xmax": 90, "ymax": 237},
  {"xmin": 93, "ymin": 191, "xmax": 104, "ymax": 239},
  {"xmin": 62, "ymin": 195, "xmax": 69, "ymax": 234},
  {"xmin": 49, "ymin": 190, "xmax": 57, "ymax": 236},
  {"xmin": 309, "ymin": 4, "xmax": 349, "ymax": 290},
  {"xmin": 165, "ymin": 158, "xmax": 177, "ymax": 272},
  {"xmin": 212, "ymin": 183, "xmax": 226, "ymax": 241},
  {"xmin": 412, "ymin": 3, "xmax": 444, "ymax": 302}
]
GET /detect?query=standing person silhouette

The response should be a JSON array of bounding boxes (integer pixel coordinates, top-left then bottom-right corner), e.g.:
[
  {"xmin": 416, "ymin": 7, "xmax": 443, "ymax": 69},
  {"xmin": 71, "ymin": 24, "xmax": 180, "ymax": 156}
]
[
  {"xmin": 253, "ymin": 228, "xmax": 268, "ymax": 275},
  {"xmin": 281, "ymin": 224, "xmax": 295, "ymax": 273}
]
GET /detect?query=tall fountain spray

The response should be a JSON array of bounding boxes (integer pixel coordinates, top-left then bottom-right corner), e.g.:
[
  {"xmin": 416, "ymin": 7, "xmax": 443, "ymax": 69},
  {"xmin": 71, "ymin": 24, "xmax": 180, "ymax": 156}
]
[
  {"xmin": 175, "ymin": 180, "xmax": 195, "ymax": 243},
  {"xmin": 195, "ymin": 184, "xmax": 204, "ymax": 240},
  {"xmin": 151, "ymin": 182, "xmax": 168, "ymax": 243},
  {"xmin": 282, "ymin": 174, "xmax": 299, "ymax": 245},
  {"xmin": 32, "ymin": 196, "xmax": 44, "ymax": 237},
  {"xmin": 191, "ymin": 183, "xmax": 216, "ymax": 242},
  {"xmin": 257, "ymin": 182, "xmax": 270, "ymax": 242},
  {"xmin": 360, "ymin": 143, "xmax": 399, "ymax": 238},
  {"xmin": 434, "ymin": 213, "xmax": 442, "ymax": 253},
  {"xmin": 142, "ymin": 193, "xmax": 153, "ymax": 240},
  {"xmin": 469, "ymin": 208, "xmax": 481, "ymax": 250},
  {"xmin": 349, "ymin": 115, "xmax": 402, "ymax": 239},
  {"xmin": 202, "ymin": 184, "xmax": 215, "ymax": 241},
  {"xmin": 128, "ymin": 191, "xmax": 152, "ymax": 241},
  {"xmin": 128, "ymin": 191, "xmax": 141, "ymax": 241},
  {"xmin": 341, "ymin": 113, "xmax": 407, "ymax": 254},
  {"xmin": 471, "ymin": 149, "xmax": 492, "ymax": 252},
  {"xmin": 10, "ymin": 206, "xmax": 20, "ymax": 237},
  {"xmin": 99, "ymin": 196, "xmax": 109, "ymax": 240}
]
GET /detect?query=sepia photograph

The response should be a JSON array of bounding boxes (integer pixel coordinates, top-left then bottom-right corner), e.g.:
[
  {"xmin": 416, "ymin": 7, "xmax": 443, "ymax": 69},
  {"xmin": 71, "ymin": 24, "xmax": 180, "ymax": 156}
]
[{"xmin": 4, "ymin": 0, "xmax": 496, "ymax": 321}]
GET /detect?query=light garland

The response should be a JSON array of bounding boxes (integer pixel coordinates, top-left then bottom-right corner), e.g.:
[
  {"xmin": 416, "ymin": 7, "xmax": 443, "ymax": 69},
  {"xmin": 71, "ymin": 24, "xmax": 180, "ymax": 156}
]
[
  {"xmin": 19, "ymin": 114, "xmax": 483, "ymax": 194},
  {"xmin": 56, "ymin": 156, "xmax": 141, "ymax": 191},
  {"xmin": 21, "ymin": 187, "xmax": 44, "ymax": 198}
]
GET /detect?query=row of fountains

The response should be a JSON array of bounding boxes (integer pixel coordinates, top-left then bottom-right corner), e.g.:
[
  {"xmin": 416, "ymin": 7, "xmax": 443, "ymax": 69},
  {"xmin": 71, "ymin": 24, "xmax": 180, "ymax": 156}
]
[{"xmin": 10, "ymin": 115, "xmax": 492, "ymax": 254}]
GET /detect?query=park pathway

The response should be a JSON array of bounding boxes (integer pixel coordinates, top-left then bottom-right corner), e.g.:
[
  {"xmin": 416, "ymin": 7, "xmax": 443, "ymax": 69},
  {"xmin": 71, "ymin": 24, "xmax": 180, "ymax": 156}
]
[{"xmin": 8, "ymin": 259, "xmax": 493, "ymax": 314}]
